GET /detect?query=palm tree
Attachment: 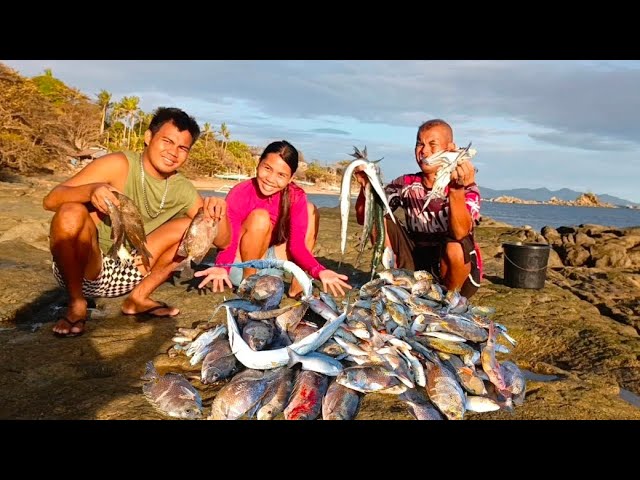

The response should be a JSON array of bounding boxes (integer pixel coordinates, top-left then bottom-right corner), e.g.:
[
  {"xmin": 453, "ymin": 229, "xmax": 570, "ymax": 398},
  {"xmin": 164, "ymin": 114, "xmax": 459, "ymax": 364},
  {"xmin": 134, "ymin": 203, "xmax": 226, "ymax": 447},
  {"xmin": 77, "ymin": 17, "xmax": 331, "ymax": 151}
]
[
  {"xmin": 202, "ymin": 122, "xmax": 212, "ymax": 149},
  {"xmin": 114, "ymin": 96, "xmax": 140, "ymax": 149},
  {"xmin": 96, "ymin": 90, "xmax": 112, "ymax": 136},
  {"xmin": 219, "ymin": 122, "xmax": 231, "ymax": 169}
]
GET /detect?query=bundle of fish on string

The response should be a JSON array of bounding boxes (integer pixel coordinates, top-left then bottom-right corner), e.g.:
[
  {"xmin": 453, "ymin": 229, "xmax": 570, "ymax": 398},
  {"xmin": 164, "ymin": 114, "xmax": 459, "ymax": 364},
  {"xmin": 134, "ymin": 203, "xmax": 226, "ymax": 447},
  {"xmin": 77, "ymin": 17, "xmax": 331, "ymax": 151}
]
[
  {"xmin": 421, "ymin": 142, "xmax": 477, "ymax": 211},
  {"xmin": 143, "ymin": 258, "xmax": 526, "ymax": 421},
  {"xmin": 340, "ymin": 146, "xmax": 397, "ymax": 280}
]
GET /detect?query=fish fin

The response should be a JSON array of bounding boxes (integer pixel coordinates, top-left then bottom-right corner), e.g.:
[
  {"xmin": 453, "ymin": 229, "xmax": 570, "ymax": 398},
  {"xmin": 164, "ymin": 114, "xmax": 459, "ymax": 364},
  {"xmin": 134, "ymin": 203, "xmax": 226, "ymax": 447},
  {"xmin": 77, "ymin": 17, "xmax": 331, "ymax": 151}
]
[
  {"xmin": 177, "ymin": 240, "xmax": 187, "ymax": 258},
  {"xmin": 141, "ymin": 360, "xmax": 158, "ymax": 381}
]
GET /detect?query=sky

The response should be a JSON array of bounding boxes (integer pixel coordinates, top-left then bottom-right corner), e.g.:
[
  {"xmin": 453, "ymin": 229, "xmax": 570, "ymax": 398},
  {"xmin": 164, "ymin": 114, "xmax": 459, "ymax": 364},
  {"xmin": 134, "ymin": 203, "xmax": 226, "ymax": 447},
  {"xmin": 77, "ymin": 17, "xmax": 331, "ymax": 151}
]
[{"xmin": 3, "ymin": 60, "xmax": 640, "ymax": 203}]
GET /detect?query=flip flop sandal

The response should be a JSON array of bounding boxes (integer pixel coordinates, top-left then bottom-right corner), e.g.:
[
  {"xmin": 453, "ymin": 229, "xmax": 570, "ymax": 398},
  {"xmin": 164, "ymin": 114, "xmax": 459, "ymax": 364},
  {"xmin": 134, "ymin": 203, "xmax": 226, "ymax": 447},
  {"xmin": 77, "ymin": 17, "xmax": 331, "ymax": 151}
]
[
  {"xmin": 53, "ymin": 316, "xmax": 87, "ymax": 338},
  {"xmin": 123, "ymin": 301, "xmax": 178, "ymax": 319}
]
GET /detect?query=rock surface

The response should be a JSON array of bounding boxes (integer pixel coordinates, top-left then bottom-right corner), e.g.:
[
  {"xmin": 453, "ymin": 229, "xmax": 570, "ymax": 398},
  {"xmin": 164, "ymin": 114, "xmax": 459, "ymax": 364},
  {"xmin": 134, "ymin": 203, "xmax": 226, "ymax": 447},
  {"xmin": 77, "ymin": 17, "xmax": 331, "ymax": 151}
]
[{"xmin": 0, "ymin": 178, "xmax": 639, "ymax": 420}]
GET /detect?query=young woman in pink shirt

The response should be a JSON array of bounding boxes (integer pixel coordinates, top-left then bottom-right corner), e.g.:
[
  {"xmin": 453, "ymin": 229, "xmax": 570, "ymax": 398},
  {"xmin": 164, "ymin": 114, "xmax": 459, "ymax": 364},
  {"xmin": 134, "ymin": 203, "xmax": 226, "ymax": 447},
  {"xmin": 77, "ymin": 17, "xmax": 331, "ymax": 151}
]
[{"xmin": 194, "ymin": 140, "xmax": 352, "ymax": 298}]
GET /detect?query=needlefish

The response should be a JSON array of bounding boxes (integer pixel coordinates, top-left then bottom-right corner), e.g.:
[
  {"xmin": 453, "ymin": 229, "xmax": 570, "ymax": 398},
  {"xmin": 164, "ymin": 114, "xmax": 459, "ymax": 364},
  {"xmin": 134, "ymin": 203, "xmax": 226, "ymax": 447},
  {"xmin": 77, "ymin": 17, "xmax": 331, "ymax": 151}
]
[{"xmin": 339, "ymin": 146, "xmax": 396, "ymax": 277}]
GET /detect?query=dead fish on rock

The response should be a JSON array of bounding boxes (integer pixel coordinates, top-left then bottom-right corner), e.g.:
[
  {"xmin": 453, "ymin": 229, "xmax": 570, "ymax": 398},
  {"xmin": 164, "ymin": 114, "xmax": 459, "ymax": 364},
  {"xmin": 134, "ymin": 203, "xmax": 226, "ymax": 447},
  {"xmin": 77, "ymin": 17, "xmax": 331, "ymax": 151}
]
[{"xmin": 141, "ymin": 361, "xmax": 203, "ymax": 419}]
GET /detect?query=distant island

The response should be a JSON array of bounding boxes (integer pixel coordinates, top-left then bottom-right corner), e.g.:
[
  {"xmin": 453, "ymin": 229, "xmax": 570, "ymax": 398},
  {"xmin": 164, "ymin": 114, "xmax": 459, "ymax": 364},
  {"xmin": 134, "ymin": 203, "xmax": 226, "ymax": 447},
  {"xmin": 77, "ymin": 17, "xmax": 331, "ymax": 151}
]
[
  {"xmin": 481, "ymin": 186, "xmax": 638, "ymax": 208},
  {"xmin": 486, "ymin": 192, "xmax": 623, "ymax": 208}
]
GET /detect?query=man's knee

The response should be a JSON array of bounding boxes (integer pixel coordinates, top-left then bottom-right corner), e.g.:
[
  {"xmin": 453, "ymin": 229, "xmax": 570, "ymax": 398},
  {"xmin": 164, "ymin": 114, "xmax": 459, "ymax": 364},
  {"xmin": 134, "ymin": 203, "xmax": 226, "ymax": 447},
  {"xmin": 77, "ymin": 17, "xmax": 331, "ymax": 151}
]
[
  {"xmin": 51, "ymin": 203, "xmax": 92, "ymax": 237},
  {"xmin": 244, "ymin": 209, "xmax": 272, "ymax": 234},
  {"xmin": 443, "ymin": 241, "xmax": 468, "ymax": 270}
]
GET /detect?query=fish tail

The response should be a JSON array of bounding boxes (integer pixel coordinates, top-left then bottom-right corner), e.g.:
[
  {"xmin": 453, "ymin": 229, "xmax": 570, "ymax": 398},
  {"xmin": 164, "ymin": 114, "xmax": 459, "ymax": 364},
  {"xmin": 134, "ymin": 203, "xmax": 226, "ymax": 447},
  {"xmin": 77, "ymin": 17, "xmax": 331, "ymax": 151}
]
[
  {"xmin": 286, "ymin": 347, "xmax": 301, "ymax": 368},
  {"xmin": 137, "ymin": 244, "xmax": 153, "ymax": 271}
]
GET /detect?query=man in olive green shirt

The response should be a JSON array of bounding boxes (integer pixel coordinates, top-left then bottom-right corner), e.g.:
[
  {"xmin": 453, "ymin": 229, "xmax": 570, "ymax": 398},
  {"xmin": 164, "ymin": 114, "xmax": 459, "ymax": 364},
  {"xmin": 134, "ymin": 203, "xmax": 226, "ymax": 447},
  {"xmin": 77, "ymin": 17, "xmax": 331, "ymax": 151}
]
[{"xmin": 44, "ymin": 107, "xmax": 230, "ymax": 337}]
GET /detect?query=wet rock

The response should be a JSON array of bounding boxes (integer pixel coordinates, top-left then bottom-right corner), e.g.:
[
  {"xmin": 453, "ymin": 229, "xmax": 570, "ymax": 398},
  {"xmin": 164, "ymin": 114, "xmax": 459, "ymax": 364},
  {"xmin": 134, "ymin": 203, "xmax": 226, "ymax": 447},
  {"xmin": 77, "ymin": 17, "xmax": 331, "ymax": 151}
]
[{"xmin": 0, "ymin": 180, "xmax": 639, "ymax": 420}]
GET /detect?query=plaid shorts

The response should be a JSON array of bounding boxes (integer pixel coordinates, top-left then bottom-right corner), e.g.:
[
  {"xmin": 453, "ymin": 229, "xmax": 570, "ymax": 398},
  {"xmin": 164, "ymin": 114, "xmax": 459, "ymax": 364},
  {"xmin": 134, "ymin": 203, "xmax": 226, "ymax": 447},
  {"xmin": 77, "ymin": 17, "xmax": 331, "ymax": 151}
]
[{"xmin": 52, "ymin": 254, "xmax": 147, "ymax": 298}]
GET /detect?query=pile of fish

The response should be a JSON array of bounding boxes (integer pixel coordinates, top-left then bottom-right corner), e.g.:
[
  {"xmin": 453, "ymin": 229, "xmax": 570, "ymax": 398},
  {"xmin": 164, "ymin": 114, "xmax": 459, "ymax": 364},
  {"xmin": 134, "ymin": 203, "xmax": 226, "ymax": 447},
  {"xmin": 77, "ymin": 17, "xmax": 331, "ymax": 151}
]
[{"xmin": 142, "ymin": 266, "xmax": 526, "ymax": 420}]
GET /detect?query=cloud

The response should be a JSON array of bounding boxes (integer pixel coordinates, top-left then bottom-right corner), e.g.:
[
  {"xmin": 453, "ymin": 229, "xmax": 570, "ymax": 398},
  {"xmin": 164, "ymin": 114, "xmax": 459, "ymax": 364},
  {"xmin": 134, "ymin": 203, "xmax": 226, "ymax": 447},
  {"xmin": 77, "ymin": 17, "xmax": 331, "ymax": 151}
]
[{"xmin": 3, "ymin": 59, "xmax": 640, "ymax": 202}]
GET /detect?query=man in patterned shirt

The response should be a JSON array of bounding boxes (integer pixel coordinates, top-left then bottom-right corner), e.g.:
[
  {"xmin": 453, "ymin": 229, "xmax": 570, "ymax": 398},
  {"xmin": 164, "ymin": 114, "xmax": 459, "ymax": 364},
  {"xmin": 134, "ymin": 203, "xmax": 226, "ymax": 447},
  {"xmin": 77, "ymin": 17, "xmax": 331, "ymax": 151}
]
[{"xmin": 355, "ymin": 118, "xmax": 482, "ymax": 298}]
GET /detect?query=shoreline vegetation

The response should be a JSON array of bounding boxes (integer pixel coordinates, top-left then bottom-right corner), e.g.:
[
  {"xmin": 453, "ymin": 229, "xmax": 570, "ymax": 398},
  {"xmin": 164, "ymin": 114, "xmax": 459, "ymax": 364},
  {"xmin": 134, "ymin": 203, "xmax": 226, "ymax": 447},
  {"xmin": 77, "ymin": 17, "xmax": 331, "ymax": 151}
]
[{"xmin": 190, "ymin": 177, "xmax": 343, "ymax": 196}]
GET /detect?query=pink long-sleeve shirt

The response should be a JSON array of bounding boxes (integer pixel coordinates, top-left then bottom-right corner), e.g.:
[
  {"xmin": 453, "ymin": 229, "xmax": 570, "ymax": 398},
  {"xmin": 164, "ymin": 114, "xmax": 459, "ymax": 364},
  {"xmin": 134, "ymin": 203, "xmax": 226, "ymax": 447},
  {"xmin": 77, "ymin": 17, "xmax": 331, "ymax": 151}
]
[{"xmin": 214, "ymin": 179, "xmax": 326, "ymax": 278}]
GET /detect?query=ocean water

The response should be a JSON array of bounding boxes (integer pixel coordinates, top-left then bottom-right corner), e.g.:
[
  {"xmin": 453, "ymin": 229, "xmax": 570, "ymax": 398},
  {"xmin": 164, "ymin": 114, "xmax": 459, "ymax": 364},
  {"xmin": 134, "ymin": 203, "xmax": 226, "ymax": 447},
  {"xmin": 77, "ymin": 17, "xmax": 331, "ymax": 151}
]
[{"xmin": 201, "ymin": 191, "xmax": 640, "ymax": 232}]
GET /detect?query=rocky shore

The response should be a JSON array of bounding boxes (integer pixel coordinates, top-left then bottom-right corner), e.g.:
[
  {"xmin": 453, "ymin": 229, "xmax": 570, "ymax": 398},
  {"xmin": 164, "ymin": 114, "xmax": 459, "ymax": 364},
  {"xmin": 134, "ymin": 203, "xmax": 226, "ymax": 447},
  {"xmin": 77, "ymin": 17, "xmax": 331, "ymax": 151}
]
[
  {"xmin": 0, "ymin": 176, "xmax": 639, "ymax": 420},
  {"xmin": 489, "ymin": 192, "xmax": 616, "ymax": 208}
]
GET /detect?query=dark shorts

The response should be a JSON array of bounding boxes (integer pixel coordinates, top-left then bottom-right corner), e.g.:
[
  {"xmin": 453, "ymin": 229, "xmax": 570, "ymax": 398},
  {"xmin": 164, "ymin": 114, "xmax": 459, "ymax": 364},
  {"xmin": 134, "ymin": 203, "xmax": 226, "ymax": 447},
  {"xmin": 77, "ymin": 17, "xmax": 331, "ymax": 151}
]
[
  {"xmin": 385, "ymin": 217, "xmax": 481, "ymax": 298},
  {"xmin": 52, "ymin": 253, "xmax": 147, "ymax": 298}
]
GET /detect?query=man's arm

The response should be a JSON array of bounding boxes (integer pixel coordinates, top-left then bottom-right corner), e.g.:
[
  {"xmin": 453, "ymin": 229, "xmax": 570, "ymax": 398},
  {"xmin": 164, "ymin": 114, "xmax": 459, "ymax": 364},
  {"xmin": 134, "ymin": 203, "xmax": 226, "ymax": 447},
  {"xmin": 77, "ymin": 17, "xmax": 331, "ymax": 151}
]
[
  {"xmin": 448, "ymin": 189, "xmax": 473, "ymax": 240},
  {"xmin": 42, "ymin": 152, "xmax": 129, "ymax": 213},
  {"xmin": 448, "ymin": 160, "xmax": 477, "ymax": 240}
]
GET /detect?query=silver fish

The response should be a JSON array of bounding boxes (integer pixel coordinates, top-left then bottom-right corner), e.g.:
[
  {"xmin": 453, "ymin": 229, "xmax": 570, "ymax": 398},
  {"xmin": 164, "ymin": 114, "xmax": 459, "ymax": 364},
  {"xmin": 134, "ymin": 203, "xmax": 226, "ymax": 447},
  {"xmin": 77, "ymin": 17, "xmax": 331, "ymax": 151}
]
[
  {"xmin": 398, "ymin": 388, "xmax": 444, "ymax": 420},
  {"xmin": 336, "ymin": 365, "xmax": 406, "ymax": 394},
  {"xmin": 141, "ymin": 361, "xmax": 203, "ymax": 419},
  {"xmin": 287, "ymin": 348, "xmax": 344, "ymax": 376},
  {"xmin": 201, "ymin": 337, "xmax": 239, "ymax": 384},
  {"xmin": 322, "ymin": 380, "xmax": 361, "ymax": 420},
  {"xmin": 284, "ymin": 370, "xmax": 329, "ymax": 420},
  {"xmin": 252, "ymin": 275, "xmax": 285, "ymax": 310},
  {"xmin": 242, "ymin": 320, "xmax": 274, "ymax": 351},
  {"xmin": 176, "ymin": 207, "xmax": 218, "ymax": 277},
  {"xmin": 465, "ymin": 395, "xmax": 501, "ymax": 413},
  {"xmin": 256, "ymin": 367, "xmax": 296, "ymax": 420},
  {"xmin": 208, "ymin": 369, "xmax": 275, "ymax": 420}
]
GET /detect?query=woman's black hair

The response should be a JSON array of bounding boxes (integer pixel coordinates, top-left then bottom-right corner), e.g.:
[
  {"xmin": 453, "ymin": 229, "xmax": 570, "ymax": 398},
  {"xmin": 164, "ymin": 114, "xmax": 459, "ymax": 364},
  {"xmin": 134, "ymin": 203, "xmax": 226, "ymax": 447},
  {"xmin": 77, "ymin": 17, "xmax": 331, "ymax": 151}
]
[{"xmin": 259, "ymin": 140, "xmax": 298, "ymax": 245}]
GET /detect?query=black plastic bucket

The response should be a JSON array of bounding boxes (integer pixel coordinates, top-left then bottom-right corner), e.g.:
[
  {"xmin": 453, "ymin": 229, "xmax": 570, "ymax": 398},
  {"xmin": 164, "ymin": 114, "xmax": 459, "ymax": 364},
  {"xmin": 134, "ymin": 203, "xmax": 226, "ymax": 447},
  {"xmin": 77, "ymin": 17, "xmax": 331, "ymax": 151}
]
[{"xmin": 503, "ymin": 242, "xmax": 551, "ymax": 289}]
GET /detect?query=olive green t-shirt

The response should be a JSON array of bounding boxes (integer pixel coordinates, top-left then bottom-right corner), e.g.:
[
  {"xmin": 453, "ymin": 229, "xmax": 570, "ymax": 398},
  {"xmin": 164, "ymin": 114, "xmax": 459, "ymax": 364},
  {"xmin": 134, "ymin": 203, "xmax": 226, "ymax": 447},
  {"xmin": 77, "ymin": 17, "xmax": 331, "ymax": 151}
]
[{"xmin": 97, "ymin": 150, "xmax": 198, "ymax": 254}]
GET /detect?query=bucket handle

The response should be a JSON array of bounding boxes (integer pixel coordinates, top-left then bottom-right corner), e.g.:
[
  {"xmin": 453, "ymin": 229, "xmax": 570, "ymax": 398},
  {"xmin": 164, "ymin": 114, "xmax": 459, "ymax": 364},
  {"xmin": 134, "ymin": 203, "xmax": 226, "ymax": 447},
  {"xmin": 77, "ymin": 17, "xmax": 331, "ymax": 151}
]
[{"xmin": 503, "ymin": 251, "xmax": 549, "ymax": 272}]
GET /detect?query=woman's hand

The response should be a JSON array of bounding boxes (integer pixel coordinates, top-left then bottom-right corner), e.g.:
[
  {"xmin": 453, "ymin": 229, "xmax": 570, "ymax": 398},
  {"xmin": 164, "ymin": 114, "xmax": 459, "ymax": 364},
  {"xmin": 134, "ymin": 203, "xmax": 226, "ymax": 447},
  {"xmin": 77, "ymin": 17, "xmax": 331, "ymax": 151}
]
[
  {"xmin": 318, "ymin": 269, "xmax": 352, "ymax": 297},
  {"xmin": 193, "ymin": 266, "xmax": 232, "ymax": 292},
  {"xmin": 203, "ymin": 196, "xmax": 227, "ymax": 222}
]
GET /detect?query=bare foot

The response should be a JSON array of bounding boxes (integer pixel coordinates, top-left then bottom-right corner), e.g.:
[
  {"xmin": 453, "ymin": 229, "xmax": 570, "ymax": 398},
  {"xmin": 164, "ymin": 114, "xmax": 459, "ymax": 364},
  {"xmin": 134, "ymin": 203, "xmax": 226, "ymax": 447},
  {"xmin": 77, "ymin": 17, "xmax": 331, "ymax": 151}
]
[{"xmin": 121, "ymin": 299, "xmax": 180, "ymax": 317}]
